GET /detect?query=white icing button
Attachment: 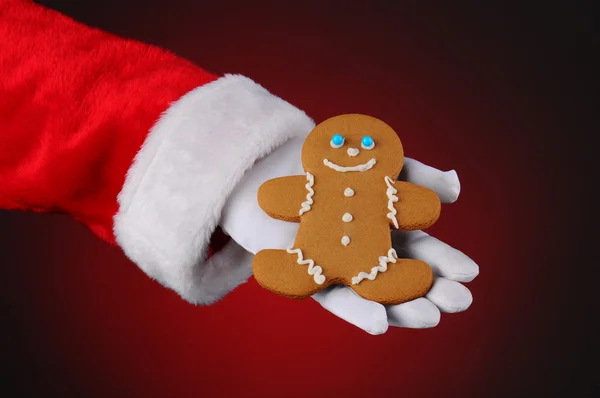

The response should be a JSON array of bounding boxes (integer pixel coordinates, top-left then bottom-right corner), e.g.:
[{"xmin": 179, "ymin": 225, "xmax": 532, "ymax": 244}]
[
  {"xmin": 342, "ymin": 213, "xmax": 353, "ymax": 222},
  {"xmin": 341, "ymin": 236, "xmax": 350, "ymax": 246},
  {"xmin": 344, "ymin": 188, "xmax": 354, "ymax": 197}
]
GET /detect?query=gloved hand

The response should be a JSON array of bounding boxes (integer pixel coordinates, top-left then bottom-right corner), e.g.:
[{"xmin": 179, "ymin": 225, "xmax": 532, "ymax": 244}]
[{"xmin": 221, "ymin": 137, "xmax": 479, "ymax": 334}]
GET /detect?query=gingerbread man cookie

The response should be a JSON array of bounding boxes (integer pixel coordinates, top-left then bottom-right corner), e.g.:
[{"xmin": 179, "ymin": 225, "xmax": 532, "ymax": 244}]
[{"xmin": 252, "ymin": 114, "xmax": 441, "ymax": 305}]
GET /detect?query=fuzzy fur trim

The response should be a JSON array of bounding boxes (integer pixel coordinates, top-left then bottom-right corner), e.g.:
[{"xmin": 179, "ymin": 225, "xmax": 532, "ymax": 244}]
[{"xmin": 113, "ymin": 74, "xmax": 315, "ymax": 304}]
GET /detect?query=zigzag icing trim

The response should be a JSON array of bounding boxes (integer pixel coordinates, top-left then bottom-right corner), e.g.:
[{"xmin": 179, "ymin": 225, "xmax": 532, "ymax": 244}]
[
  {"xmin": 287, "ymin": 247, "xmax": 326, "ymax": 285},
  {"xmin": 298, "ymin": 172, "xmax": 315, "ymax": 216},
  {"xmin": 351, "ymin": 248, "xmax": 398, "ymax": 285},
  {"xmin": 384, "ymin": 176, "xmax": 399, "ymax": 229}
]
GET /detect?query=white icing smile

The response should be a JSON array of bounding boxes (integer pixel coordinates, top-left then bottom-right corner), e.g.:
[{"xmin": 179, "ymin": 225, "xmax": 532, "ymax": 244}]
[{"xmin": 323, "ymin": 158, "xmax": 376, "ymax": 172}]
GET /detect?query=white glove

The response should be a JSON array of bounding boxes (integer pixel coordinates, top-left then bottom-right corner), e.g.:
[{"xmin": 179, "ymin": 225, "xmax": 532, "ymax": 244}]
[{"xmin": 220, "ymin": 137, "xmax": 479, "ymax": 334}]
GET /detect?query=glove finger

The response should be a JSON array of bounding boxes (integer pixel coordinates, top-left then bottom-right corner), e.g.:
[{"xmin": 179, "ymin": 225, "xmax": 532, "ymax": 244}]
[
  {"xmin": 425, "ymin": 276, "xmax": 474, "ymax": 313},
  {"xmin": 312, "ymin": 285, "xmax": 389, "ymax": 335},
  {"xmin": 393, "ymin": 230, "xmax": 479, "ymax": 282},
  {"xmin": 400, "ymin": 157, "xmax": 461, "ymax": 203},
  {"xmin": 386, "ymin": 297, "xmax": 441, "ymax": 328}
]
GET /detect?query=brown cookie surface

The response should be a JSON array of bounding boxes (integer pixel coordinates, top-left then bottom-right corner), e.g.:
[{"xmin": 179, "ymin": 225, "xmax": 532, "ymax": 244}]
[{"xmin": 253, "ymin": 114, "xmax": 440, "ymax": 305}]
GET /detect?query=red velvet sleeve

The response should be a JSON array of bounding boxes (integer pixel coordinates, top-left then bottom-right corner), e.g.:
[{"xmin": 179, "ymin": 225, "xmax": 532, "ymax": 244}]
[{"xmin": 0, "ymin": 0, "xmax": 217, "ymax": 243}]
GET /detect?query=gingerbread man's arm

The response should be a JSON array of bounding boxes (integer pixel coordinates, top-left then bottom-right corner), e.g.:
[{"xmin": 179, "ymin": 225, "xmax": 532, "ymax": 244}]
[
  {"xmin": 388, "ymin": 181, "xmax": 441, "ymax": 231},
  {"xmin": 257, "ymin": 175, "xmax": 312, "ymax": 222}
]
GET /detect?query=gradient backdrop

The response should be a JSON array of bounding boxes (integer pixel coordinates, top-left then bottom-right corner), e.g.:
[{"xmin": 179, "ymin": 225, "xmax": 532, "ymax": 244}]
[{"xmin": 1, "ymin": 1, "xmax": 595, "ymax": 397}]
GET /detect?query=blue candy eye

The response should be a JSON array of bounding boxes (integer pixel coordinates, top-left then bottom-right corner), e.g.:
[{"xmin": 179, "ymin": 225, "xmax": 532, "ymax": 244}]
[
  {"xmin": 361, "ymin": 136, "xmax": 375, "ymax": 150},
  {"xmin": 330, "ymin": 134, "xmax": 345, "ymax": 148}
]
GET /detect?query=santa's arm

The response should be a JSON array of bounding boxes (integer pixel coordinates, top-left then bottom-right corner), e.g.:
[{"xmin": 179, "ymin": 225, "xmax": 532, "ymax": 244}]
[
  {"xmin": 389, "ymin": 181, "xmax": 441, "ymax": 231},
  {"xmin": 0, "ymin": 0, "xmax": 314, "ymax": 304},
  {"xmin": 257, "ymin": 175, "xmax": 311, "ymax": 222},
  {"xmin": 0, "ymin": 0, "xmax": 217, "ymax": 238}
]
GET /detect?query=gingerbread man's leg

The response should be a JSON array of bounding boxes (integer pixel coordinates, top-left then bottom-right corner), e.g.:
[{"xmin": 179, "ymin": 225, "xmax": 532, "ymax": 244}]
[
  {"xmin": 252, "ymin": 249, "xmax": 326, "ymax": 299},
  {"xmin": 350, "ymin": 257, "xmax": 433, "ymax": 306}
]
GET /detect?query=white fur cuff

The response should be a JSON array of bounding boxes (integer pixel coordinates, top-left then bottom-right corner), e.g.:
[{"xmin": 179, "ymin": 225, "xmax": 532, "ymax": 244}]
[{"xmin": 113, "ymin": 74, "xmax": 315, "ymax": 304}]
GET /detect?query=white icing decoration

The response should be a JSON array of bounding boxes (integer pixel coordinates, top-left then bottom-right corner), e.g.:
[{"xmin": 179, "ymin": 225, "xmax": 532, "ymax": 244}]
[
  {"xmin": 384, "ymin": 176, "xmax": 399, "ymax": 229},
  {"xmin": 330, "ymin": 136, "xmax": 344, "ymax": 148},
  {"xmin": 361, "ymin": 141, "xmax": 375, "ymax": 150},
  {"xmin": 341, "ymin": 236, "xmax": 350, "ymax": 246},
  {"xmin": 342, "ymin": 213, "xmax": 353, "ymax": 222},
  {"xmin": 347, "ymin": 148, "xmax": 359, "ymax": 157},
  {"xmin": 298, "ymin": 172, "xmax": 315, "ymax": 216},
  {"xmin": 351, "ymin": 248, "xmax": 398, "ymax": 285},
  {"xmin": 344, "ymin": 188, "xmax": 354, "ymax": 197},
  {"xmin": 323, "ymin": 158, "xmax": 376, "ymax": 172},
  {"xmin": 287, "ymin": 247, "xmax": 326, "ymax": 284}
]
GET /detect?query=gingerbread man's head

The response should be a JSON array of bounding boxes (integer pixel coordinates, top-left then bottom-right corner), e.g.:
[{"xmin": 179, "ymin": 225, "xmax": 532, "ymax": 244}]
[{"xmin": 301, "ymin": 114, "xmax": 404, "ymax": 179}]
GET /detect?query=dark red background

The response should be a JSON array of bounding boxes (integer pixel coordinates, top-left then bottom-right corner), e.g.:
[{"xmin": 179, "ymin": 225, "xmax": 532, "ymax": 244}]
[{"xmin": 1, "ymin": 1, "xmax": 595, "ymax": 396}]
